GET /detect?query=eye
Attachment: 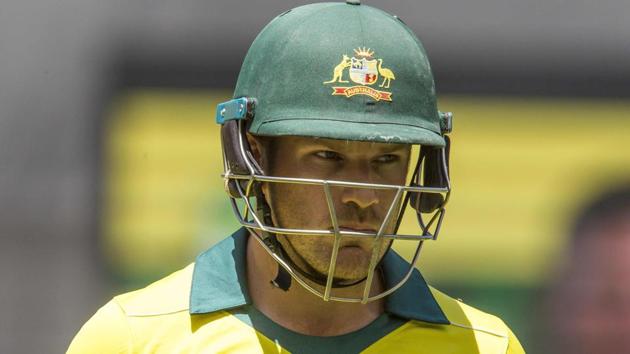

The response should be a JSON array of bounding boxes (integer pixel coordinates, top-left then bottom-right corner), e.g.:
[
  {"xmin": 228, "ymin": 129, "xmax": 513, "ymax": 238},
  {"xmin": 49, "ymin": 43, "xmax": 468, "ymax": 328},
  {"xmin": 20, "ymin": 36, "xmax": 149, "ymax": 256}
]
[
  {"xmin": 374, "ymin": 154, "xmax": 399, "ymax": 163},
  {"xmin": 314, "ymin": 150, "xmax": 343, "ymax": 161}
]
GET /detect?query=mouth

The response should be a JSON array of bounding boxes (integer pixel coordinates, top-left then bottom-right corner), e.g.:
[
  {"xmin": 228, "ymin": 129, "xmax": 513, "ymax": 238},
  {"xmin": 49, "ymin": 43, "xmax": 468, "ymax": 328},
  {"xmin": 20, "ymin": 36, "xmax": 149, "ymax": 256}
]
[
  {"xmin": 328, "ymin": 226, "xmax": 379, "ymax": 249},
  {"xmin": 338, "ymin": 224, "xmax": 376, "ymax": 234},
  {"xmin": 336, "ymin": 225, "xmax": 378, "ymax": 234}
]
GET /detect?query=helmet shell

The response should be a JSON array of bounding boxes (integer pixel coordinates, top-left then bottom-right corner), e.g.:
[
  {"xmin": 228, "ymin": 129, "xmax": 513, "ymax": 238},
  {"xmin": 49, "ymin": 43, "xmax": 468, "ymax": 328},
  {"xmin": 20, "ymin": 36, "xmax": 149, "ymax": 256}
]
[{"xmin": 234, "ymin": 2, "xmax": 444, "ymax": 146}]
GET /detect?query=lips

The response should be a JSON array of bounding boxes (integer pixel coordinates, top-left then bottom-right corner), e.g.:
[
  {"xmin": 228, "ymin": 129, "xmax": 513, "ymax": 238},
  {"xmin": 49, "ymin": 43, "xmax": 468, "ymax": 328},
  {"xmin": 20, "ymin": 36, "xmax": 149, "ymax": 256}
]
[
  {"xmin": 336, "ymin": 225, "xmax": 377, "ymax": 233},
  {"xmin": 327, "ymin": 226, "xmax": 384, "ymax": 250}
]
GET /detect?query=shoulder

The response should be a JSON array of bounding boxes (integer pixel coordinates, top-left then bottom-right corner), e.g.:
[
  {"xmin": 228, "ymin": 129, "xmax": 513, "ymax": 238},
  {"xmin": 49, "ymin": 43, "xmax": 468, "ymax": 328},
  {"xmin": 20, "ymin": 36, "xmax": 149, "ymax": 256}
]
[
  {"xmin": 114, "ymin": 263, "xmax": 194, "ymax": 316},
  {"xmin": 428, "ymin": 286, "xmax": 525, "ymax": 354},
  {"xmin": 429, "ymin": 286, "xmax": 509, "ymax": 337},
  {"xmin": 67, "ymin": 265, "xmax": 195, "ymax": 354},
  {"xmin": 66, "ymin": 298, "xmax": 131, "ymax": 354}
]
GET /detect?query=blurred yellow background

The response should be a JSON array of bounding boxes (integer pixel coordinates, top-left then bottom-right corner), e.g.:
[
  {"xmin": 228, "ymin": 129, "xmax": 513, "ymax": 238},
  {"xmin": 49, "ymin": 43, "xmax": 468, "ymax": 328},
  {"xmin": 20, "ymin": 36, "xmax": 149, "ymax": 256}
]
[{"xmin": 103, "ymin": 89, "xmax": 630, "ymax": 287}]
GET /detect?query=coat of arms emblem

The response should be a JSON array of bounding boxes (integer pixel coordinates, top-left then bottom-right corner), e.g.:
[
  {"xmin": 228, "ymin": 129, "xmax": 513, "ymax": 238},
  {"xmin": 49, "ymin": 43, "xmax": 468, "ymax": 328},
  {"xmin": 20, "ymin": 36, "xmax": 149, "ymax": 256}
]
[
  {"xmin": 323, "ymin": 47, "xmax": 395, "ymax": 101},
  {"xmin": 350, "ymin": 56, "xmax": 378, "ymax": 85}
]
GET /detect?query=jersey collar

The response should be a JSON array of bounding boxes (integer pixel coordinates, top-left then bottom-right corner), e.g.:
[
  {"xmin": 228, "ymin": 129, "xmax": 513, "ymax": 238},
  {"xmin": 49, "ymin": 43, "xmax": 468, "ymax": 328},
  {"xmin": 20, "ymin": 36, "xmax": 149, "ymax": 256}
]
[{"xmin": 189, "ymin": 228, "xmax": 449, "ymax": 325}]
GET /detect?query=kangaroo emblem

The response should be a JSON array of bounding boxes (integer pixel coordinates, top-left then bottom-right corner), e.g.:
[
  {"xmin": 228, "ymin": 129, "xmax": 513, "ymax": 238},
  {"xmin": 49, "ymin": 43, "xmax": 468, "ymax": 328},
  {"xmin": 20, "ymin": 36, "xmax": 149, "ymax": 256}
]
[
  {"xmin": 324, "ymin": 48, "xmax": 395, "ymax": 102},
  {"xmin": 323, "ymin": 55, "xmax": 351, "ymax": 84}
]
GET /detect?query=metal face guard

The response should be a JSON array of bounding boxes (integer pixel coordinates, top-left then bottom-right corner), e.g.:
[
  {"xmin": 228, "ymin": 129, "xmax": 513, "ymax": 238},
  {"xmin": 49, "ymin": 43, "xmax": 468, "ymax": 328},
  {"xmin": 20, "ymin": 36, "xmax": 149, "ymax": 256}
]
[{"xmin": 220, "ymin": 121, "xmax": 451, "ymax": 304}]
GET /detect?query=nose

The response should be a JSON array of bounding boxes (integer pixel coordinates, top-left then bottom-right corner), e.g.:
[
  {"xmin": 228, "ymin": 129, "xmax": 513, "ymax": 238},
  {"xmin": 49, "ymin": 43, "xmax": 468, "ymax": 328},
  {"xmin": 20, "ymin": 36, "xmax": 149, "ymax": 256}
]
[
  {"xmin": 337, "ymin": 160, "xmax": 382, "ymax": 210},
  {"xmin": 341, "ymin": 186, "xmax": 379, "ymax": 210}
]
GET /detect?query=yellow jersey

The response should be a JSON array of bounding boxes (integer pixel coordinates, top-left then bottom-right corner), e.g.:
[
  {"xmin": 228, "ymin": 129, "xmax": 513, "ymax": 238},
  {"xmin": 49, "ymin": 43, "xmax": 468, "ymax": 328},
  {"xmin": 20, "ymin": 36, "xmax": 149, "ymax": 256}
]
[{"xmin": 68, "ymin": 228, "xmax": 525, "ymax": 353}]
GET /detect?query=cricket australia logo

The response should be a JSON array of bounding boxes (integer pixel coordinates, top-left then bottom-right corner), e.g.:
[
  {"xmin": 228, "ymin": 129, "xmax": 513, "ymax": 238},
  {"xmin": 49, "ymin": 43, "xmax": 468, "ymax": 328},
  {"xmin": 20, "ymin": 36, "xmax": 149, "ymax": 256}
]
[{"xmin": 323, "ymin": 47, "xmax": 395, "ymax": 102}]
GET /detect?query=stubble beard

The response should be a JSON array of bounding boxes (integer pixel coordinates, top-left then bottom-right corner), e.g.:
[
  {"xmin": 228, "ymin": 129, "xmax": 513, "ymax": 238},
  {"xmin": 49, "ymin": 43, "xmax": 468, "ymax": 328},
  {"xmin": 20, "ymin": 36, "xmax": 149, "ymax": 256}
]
[{"xmin": 266, "ymin": 183, "xmax": 396, "ymax": 284}]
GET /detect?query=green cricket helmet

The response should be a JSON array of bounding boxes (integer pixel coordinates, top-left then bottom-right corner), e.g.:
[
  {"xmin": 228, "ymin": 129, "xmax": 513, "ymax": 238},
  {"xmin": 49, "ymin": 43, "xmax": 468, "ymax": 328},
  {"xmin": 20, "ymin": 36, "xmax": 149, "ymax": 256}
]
[{"xmin": 216, "ymin": 0, "xmax": 453, "ymax": 303}]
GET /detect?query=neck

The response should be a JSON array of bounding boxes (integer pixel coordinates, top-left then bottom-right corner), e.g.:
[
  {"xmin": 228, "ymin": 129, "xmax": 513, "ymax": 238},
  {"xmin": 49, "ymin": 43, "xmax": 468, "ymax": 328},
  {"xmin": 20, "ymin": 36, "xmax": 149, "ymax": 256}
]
[{"xmin": 246, "ymin": 233, "xmax": 386, "ymax": 336}]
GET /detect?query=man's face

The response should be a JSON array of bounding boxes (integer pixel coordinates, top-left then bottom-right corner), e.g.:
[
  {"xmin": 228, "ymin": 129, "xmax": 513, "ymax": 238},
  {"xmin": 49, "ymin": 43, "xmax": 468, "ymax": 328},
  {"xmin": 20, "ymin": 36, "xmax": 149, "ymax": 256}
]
[{"xmin": 259, "ymin": 136, "xmax": 411, "ymax": 283}]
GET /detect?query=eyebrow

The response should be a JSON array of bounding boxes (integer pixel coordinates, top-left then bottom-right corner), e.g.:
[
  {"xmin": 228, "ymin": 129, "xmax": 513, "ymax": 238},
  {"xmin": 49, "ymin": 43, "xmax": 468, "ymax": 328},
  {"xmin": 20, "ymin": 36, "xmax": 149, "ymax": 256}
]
[{"xmin": 312, "ymin": 139, "xmax": 410, "ymax": 153}]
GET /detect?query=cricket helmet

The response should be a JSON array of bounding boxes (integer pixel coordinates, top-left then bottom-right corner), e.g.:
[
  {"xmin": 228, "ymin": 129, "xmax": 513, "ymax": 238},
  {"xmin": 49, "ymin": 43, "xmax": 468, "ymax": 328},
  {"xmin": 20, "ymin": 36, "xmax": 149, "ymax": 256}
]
[{"xmin": 216, "ymin": 0, "xmax": 453, "ymax": 303}]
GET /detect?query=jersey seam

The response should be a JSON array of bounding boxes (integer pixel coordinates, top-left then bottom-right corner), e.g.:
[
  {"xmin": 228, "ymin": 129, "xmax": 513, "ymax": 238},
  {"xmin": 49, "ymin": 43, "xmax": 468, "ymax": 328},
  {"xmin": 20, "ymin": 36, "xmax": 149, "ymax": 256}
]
[
  {"xmin": 124, "ymin": 308, "xmax": 190, "ymax": 317},
  {"xmin": 112, "ymin": 299, "xmax": 135, "ymax": 353},
  {"xmin": 502, "ymin": 335, "xmax": 510, "ymax": 354},
  {"xmin": 447, "ymin": 320, "xmax": 509, "ymax": 339}
]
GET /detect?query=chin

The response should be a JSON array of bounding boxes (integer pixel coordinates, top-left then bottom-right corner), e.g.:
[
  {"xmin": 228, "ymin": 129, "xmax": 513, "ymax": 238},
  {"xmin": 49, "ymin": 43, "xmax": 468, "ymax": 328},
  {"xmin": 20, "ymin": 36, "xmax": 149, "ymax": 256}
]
[
  {"xmin": 331, "ymin": 262, "xmax": 371, "ymax": 281},
  {"xmin": 333, "ymin": 272, "xmax": 369, "ymax": 283},
  {"xmin": 300, "ymin": 243, "xmax": 377, "ymax": 281},
  {"xmin": 308, "ymin": 259, "xmax": 368, "ymax": 282}
]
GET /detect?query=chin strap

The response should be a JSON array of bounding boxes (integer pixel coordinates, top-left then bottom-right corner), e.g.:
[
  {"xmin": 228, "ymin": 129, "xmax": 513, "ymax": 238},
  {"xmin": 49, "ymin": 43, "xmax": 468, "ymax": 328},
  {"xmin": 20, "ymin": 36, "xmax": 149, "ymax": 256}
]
[
  {"xmin": 271, "ymin": 270, "xmax": 292, "ymax": 291},
  {"xmin": 269, "ymin": 245, "xmax": 293, "ymax": 291},
  {"xmin": 253, "ymin": 186, "xmax": 294, "ymax": 292}
]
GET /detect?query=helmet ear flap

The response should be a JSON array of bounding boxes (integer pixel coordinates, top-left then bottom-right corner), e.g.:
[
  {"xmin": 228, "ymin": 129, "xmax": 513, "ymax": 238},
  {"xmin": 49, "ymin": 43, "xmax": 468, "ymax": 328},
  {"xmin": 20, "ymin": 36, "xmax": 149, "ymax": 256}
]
[
  {"xmin": 410, "ymin": 136, "xmax": 451, "ymax": 213},
  {"xmin": 221, "ymin": 119, "xmax": 263, "ymax": 198}
]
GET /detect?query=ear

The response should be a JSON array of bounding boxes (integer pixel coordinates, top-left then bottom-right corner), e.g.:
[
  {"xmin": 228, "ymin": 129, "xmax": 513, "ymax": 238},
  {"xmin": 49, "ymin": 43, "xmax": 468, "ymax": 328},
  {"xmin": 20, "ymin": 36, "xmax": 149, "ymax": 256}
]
[
  {"xmin": 245, "ymin": 133, "xmax": 271, "ymax": 197},
  {"xmin": 246, "ymin": 133, "xmax": 265, "ymax": 168}
]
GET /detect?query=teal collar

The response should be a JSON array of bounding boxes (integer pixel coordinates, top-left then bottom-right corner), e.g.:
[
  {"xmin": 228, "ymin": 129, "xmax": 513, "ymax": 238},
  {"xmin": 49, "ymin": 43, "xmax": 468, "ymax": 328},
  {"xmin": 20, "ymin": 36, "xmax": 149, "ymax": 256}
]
[{"xmin": 189, "ymin": 228, "xmax": 449, "ymax": 325}]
